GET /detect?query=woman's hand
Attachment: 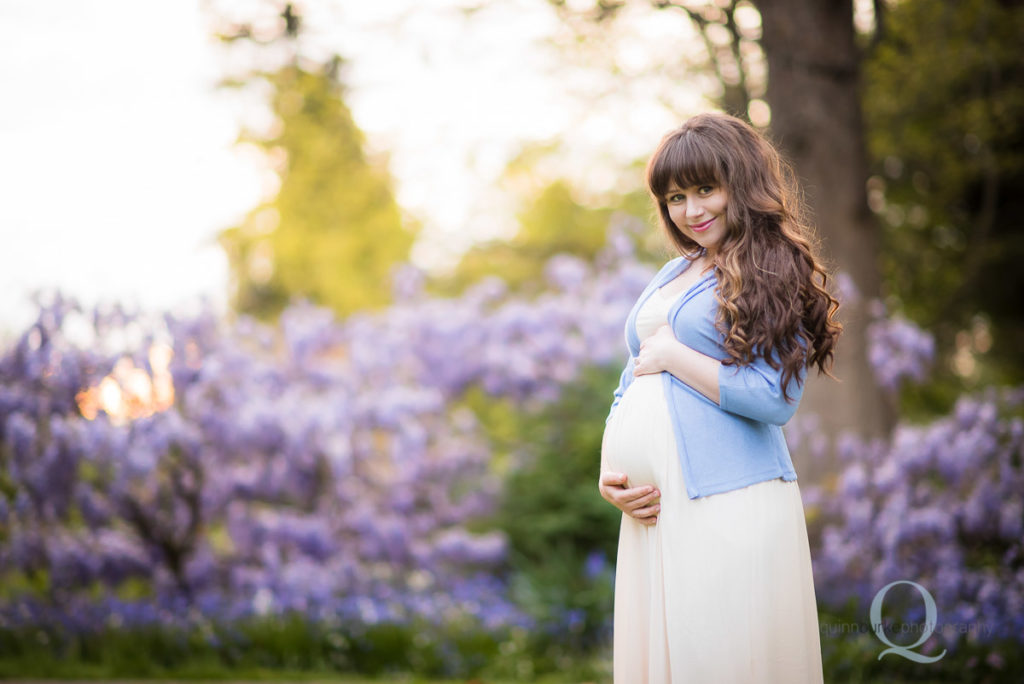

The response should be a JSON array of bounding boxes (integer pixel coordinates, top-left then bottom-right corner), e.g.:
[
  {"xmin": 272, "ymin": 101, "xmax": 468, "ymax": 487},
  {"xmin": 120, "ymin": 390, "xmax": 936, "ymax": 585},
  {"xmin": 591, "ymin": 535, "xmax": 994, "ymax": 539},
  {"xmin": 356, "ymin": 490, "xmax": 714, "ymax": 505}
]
[
  {"xmin": 632, "ymin": 323, "xmax": 723, "ymax": 404},
  {"xmin": 633, "ymin": 324, "xmax": 678, "ymax": 377},
  {"xmin": 598, "ymin": 472, "xmax": 661, "ymax": 525}
]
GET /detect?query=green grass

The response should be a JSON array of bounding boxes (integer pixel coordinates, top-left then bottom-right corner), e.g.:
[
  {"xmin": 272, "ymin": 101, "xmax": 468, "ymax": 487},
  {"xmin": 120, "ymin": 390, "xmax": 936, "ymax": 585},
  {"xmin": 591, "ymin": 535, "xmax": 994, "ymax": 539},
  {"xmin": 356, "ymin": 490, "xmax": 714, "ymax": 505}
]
[{"xmin": 0, "ymin": 615, "xmax": 611, "ymax": 683}]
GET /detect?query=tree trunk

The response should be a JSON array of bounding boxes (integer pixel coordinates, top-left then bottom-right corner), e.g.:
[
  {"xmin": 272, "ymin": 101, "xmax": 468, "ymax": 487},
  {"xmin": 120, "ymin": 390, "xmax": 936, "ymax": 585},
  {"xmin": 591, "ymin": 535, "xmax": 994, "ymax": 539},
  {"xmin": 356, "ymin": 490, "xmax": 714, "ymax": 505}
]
[{"xmin": 757, "ymin": 0, "xmax": 893, "ymax": 468}]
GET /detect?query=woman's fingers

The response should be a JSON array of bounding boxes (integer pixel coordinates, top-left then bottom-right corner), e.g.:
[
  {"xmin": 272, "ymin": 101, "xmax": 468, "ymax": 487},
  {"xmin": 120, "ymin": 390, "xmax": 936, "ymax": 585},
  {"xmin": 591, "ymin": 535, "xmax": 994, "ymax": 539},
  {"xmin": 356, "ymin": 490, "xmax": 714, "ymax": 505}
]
[
  {"xmin": 620, "ymin": 486, "xmax": 660, "ymax": 509},
  {"xmin": 598, "ymin": 472, "xmax": 627, "ymax": 502},
  {"xmin": 600, "ymin": 471, "xmax": 628, "ymax": 487},
  {"xmin": 630, "ymin": 503, "xmax": 661, "ymax": 520},
  {"xmin": 620, "ymin": 487, "xmax": 661, "ymax": 524},
  {"xmin": 613, "ymin": 488, "xmax": 661, "ymax": 517}
]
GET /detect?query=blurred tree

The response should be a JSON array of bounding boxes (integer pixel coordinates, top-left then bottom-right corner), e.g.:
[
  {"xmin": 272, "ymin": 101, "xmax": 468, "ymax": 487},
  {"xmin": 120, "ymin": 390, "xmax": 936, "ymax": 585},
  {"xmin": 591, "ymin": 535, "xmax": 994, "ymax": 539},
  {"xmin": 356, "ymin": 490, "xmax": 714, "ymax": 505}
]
[
  {"xmin": 864, "ymin": 0, "xmax": 1024, "ymax": 406},
  {"xmin": 755, "ymin": 0, "xmax": 888, "ymax": 445},
  {"xmin": 214, "ymin": 5, "xmax": 416, "ymax": 320}
]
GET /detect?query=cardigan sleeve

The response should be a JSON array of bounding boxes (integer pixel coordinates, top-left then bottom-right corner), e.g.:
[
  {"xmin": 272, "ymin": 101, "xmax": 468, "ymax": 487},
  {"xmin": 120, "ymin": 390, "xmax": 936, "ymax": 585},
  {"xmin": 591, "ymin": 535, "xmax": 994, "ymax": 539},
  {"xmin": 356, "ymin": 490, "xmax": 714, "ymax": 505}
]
[
  {"xmin": 605, "ymin": 352, "xmax": 635, "ymax": 425},
  {"xmin": 716, "ymin": 350, "xmax": 806, "ymax": 426}
]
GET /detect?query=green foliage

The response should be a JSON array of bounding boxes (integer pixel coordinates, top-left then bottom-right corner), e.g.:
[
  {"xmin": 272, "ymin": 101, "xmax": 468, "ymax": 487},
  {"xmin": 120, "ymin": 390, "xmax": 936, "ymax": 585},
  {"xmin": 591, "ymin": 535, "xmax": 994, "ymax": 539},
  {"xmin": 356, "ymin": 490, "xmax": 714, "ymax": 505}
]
[
  {"xmin": 864, "ymin": 0, "xmax": 1024, "ymax": 405},
  {"xmin": 431, "ymin": 173, "xmax": 666, "ymax": 298},
  {"xmin": 0, "ymin": 614, "xmax": 605, "ymax": 681},
  {"xmin": 220, "ymin": 62, "xmax": 416, "ymax": 321},
  {"xmin": 495, "ymin": 365, "xmax": 621, "ymax": 566},
  {"xmin": 0, "ymin": 614, "xmax": 455, "ymax": 679},
  {"xmin": 434, "ymin": 180, "xmax": 613, "ymax": 297},
  {"xmin": 429, "ymin": 137, "xmax": 665, "ymax": 298},
  {"xmin": 479, "ymin": 364, "xmax": 624, "ymax": 653}
]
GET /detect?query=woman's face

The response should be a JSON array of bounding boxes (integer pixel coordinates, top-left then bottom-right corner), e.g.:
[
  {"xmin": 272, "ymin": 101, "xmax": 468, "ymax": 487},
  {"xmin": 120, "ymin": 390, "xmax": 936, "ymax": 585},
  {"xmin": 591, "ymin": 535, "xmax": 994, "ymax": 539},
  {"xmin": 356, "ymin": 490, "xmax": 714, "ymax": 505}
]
[{"xmin": 664, "ymin": 183, "xmax": 729, "ymax": 256}]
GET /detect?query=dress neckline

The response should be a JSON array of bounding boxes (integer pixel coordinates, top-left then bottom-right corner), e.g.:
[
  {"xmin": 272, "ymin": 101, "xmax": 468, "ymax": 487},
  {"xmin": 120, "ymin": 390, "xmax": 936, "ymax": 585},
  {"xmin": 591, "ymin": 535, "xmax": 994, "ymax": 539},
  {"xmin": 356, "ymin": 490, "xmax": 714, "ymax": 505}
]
[
  {"xmin": 654, "ymin": 284, "xmax": 689, "ymax": 303},
  {"xmin": 658, "ymin": 252, "xmax": 715, "ymax": 300},
  {"xmin": 656, "ymin": 266, "xmax": 715, "ymax": 301}
]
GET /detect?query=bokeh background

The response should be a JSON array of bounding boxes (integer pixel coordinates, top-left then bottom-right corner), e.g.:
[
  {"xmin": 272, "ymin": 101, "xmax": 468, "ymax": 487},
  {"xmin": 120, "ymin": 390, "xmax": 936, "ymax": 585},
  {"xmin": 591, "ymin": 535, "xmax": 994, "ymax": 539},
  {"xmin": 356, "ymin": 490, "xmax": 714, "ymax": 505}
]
[{"xmin": 1, "ymin": 0, "xmax": 1022, "ymax": 682}]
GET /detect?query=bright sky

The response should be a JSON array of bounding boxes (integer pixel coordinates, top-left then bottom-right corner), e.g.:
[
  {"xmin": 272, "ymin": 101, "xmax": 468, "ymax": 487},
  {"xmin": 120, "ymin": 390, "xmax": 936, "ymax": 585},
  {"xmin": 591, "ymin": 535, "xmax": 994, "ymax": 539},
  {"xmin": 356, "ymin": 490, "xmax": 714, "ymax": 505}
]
[{"xmin": 0, "ymin": 0, "xmax": 705, "ymax": 341}]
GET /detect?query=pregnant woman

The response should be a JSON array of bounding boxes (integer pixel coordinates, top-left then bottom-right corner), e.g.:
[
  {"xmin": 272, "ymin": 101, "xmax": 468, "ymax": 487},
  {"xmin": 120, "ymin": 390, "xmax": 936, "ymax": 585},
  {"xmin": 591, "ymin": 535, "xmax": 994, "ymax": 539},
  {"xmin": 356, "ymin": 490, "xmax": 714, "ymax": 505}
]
[{"xmin": 599, "ymin": 112, "xmax": 842, "ymax": 683}]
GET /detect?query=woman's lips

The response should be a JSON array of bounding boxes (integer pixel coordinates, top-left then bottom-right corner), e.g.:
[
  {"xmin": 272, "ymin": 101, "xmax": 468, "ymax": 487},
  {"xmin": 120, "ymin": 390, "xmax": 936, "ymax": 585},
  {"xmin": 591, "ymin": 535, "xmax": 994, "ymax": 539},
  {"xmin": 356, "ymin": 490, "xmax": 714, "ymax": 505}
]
[{"xmin": 689, "ymin": 217, "xmax": 716, "ymax": 232}]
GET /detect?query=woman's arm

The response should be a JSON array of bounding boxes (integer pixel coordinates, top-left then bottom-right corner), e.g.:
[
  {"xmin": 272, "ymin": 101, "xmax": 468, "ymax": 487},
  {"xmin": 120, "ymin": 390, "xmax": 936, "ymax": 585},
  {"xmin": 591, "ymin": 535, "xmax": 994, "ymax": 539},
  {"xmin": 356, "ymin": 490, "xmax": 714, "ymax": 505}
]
[
  {"xmin": 634, "ymin": 324, "xmax": 803, "ymax": 425},
  {"xmin": 717, "ymin": 357, "xmax": 804, "ymax": 425}
]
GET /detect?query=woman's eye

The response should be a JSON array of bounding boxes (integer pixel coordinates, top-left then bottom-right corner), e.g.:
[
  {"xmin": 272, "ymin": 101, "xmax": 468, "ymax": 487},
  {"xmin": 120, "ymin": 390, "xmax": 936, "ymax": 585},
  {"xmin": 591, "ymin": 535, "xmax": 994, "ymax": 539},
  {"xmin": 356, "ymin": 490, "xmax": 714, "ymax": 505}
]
[{"xmin": 698, "ymin": 185, "xmax": 714, "ymax": 195}]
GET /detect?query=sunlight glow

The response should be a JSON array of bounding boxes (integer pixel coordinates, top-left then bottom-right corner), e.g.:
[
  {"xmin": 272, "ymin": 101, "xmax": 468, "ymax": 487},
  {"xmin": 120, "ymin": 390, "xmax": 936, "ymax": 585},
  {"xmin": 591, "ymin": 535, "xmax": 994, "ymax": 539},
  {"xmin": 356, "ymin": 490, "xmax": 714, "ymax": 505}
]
[{"xmin": 77, "ymin": 342, "xmax": 175, "ymax": 424}]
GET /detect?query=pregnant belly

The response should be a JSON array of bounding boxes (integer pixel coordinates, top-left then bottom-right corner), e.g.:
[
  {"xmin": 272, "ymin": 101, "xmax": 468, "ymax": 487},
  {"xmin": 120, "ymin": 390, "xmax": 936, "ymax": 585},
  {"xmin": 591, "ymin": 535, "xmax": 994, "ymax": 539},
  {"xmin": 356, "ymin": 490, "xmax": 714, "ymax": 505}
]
[{"xmin": 602, "ymin": 374, "xmax": 674, "ymax": 489}]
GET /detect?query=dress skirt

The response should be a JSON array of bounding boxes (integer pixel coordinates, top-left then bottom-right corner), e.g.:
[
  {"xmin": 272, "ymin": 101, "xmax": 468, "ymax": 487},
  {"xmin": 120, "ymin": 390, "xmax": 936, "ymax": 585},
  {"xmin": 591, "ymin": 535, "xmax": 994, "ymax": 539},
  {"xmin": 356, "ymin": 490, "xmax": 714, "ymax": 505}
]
[{"xmin": 602, "ymin": 288, "xmax": 824, "ymax": 683}]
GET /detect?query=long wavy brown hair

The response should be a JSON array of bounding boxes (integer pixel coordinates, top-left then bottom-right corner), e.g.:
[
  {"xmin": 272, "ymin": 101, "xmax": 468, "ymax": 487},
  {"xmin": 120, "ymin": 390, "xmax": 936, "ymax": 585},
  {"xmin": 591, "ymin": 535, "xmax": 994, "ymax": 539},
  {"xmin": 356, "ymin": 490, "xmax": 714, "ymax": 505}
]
[{"xmin": 646, "ymin": 112, "xmax": 842, "ymax": 400}]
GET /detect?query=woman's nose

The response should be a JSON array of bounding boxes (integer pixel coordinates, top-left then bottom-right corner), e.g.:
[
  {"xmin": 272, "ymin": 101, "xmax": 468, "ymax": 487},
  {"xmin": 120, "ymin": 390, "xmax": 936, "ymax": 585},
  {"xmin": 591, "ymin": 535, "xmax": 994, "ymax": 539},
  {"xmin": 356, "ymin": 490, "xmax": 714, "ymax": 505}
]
[{"xmin": 686, "ymin": 200, "xmax": 703, "ymax": 218}]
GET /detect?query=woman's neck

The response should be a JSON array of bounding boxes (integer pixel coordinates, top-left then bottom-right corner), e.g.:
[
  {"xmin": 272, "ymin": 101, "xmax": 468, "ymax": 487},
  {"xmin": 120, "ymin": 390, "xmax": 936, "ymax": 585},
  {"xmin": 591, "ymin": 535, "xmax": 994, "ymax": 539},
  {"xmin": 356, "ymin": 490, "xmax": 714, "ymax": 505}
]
[{"xmin": 692, "ymin": 249, "xmax": 715, "ymax": 274}]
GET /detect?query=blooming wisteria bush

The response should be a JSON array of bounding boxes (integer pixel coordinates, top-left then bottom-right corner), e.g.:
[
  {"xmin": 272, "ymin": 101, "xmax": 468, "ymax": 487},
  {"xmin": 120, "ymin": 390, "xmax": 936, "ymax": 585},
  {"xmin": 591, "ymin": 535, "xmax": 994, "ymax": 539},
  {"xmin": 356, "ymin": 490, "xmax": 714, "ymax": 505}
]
[
  {"xmin": 0, "ymin": 229, "xmax": 654, "ymax": 645},
  {"xmin": 804, "ymin": 386, "xmax": 1024, "ymax": 654},
  {"xmin": 802, "ymin": 294, "xmax": 1023, "ymax": 661}
]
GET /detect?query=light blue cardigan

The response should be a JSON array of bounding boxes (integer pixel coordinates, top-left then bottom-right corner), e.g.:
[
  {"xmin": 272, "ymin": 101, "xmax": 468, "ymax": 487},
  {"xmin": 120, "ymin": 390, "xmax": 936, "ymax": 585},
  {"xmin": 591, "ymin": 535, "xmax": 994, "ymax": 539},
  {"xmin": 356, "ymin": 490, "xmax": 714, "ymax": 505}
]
[{"xmin": 606, "ymin": 255, "xmax": 805, "ymax": 499}]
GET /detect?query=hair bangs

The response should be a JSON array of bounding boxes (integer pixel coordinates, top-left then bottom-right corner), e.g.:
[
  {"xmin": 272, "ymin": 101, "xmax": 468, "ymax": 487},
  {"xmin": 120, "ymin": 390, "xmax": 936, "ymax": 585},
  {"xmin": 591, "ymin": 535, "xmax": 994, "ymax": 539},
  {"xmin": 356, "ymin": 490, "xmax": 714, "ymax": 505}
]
[{"xmin": 648, "ymin": 129, "xmax": 726, "ymax": 200}]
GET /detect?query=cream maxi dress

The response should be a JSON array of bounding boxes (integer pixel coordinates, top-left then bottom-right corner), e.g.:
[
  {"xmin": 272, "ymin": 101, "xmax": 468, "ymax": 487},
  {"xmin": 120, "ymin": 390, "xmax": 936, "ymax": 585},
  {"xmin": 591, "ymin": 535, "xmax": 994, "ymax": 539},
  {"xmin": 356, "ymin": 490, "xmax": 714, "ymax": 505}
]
[{"xmin": 601, "ymin": 282, "xmax": 824, "ymax": 684}]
